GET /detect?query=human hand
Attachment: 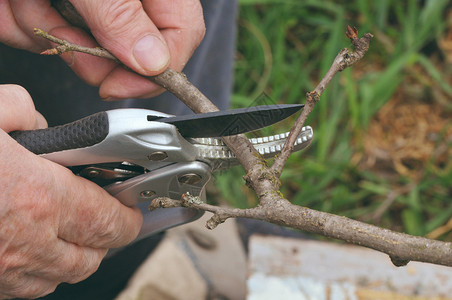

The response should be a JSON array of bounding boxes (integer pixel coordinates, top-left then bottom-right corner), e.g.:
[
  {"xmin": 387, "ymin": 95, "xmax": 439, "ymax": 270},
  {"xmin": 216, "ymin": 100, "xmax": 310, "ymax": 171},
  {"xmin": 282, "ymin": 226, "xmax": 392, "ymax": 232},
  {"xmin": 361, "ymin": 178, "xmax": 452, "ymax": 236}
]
[
  {"xmin": 0, "ymin": 0, "xmax": 205, "ymax": 99},
  {"xmin": 0, "ymin": 85, "xmax": 142, "ymax": 299}
]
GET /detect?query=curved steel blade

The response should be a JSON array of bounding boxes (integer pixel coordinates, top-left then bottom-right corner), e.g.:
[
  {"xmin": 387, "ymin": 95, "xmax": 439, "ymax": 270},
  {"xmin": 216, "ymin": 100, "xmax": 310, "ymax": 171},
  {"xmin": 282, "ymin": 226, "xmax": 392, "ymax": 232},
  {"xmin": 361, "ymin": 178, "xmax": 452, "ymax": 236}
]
[{"xmin": 149, "ymin": 104, "xmax": 304, "ymax": 138}]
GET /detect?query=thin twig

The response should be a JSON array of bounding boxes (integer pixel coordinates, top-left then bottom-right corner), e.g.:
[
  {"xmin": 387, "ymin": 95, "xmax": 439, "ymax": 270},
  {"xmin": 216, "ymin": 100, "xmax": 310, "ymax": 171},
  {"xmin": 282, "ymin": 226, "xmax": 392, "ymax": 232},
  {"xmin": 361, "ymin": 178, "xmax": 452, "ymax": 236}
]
[
  {"xmin": 35, "ymin": 28, "xmax": 118, "ymax": 61},
  {"xmin": 272, "ymin": 27, "xmax": 374, "ymax": 174},
  {"xmin": 35, "ymin": 28, "xmax": 222, "ymax": 114},
  {"xmin": 149, "ymin": 197, "xmax": 263, "ymax": 230}
]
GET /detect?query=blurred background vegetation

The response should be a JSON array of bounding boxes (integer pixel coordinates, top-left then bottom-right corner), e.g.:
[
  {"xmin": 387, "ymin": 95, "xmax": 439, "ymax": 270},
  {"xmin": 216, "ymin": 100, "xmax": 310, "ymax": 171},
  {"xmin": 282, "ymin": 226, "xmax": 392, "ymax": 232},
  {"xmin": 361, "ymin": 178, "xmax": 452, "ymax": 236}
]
[{"xmin": 213, "ymin": 0, "xmax": 452, "ymax": 240}]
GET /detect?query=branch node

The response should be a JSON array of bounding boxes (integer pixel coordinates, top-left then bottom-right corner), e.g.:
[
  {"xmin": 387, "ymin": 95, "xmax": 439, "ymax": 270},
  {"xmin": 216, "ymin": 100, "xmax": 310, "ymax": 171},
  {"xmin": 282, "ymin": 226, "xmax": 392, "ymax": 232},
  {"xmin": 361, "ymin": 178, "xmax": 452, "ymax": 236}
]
[
  {"xmin": 33, "ymin": 28, "xmax": 45, "ymax": 37},
  {"xmin": 181, "ymin": 192, "xmax": 204, "ymax": 205},
  {"xmin": 243, "ymin": 174, "xmax": 254, "ymax": 190},
  {"xmin": 206, "ymin": 214, "xmax": 227, "ymax": 230},
  {"xmin": 390, "ymin": 255, "xmax": 410, "ymax": 267},
  {"xmin": 148, "ymin": 197, "xmax": 181, "ymax": 211},
  {"xmin": 306, "ymin": 91, "xmax": 321, "ymax": 104},
  {"xmin": 345, "ymin": 25, "xmax": 359, "ymax": 41},
  {"xmin": 40, "ymin": 48, "xmax": 62, "ymax": 55}
]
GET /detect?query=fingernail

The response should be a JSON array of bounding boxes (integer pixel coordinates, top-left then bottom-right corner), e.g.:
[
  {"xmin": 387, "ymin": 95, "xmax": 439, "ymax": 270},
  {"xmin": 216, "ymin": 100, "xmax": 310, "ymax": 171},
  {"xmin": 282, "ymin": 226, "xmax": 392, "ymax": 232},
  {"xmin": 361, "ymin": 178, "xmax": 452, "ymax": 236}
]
[{"xmin": 133, "ymin": 35, "xmax": 169, "ymax": 73}]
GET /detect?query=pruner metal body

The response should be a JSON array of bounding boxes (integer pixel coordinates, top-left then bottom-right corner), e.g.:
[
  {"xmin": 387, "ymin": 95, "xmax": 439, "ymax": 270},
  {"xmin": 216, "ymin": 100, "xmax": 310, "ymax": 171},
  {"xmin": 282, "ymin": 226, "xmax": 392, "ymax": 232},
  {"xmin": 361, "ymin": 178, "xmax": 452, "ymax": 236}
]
[{"xmin": 11, "ymin": 106, "xmax": 313, "ymax": 240}]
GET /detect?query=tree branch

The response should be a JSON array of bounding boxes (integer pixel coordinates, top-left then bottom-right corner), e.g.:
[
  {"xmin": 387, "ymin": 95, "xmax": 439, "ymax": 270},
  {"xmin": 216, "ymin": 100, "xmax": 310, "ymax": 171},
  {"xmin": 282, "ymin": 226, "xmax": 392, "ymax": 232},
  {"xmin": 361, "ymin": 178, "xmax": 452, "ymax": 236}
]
[
  {"xmin": 33, "ymin": 26, "xmax": 452, "ymax": 268},
  {"xmin": 150, "ymin": 196, "xmax": 452, "ymax": 267},
  {"xmin": 272, "ymin": 26, "xmax": 373, "ymax": 174}
]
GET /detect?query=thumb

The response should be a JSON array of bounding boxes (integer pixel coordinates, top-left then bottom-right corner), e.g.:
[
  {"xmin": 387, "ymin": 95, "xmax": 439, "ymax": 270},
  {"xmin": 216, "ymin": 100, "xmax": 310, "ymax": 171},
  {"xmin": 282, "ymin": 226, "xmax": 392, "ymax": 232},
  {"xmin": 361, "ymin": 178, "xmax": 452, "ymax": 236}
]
[
  {"xmin": 70, "ymin": 0, "xmax": 170, "ymax": 75},
  {"xmin": 0, "ymin": 84, "xmax": 48, "ymax": 132}
]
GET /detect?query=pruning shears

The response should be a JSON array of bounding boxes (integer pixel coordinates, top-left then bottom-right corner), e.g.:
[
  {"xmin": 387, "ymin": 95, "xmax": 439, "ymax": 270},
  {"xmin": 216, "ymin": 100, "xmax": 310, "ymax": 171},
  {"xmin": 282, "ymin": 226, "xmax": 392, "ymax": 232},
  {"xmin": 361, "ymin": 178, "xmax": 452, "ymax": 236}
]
[{"xmin": 10, "ymin": 105, "xmax": 313, "ymax": 240}]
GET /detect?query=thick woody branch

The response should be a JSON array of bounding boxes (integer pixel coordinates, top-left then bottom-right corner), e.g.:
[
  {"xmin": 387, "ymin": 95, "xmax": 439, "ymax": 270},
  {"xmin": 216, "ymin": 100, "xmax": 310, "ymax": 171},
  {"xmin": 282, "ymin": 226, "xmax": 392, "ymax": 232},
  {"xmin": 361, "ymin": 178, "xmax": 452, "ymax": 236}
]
[{"xmin": 151, "ymin": 196, "xmax": 452, "ymax": 267}]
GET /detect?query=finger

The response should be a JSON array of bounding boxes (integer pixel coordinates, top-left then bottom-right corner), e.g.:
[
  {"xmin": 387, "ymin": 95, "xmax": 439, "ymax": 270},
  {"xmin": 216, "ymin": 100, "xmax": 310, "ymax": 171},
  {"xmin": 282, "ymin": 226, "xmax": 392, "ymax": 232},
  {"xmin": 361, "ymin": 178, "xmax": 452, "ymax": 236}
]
[
  {"xmin": 9, "ymin": 1, "xmax": 118, "ymax": 87},
  {"xmin": 0, "ymin": 275, "xmax": 58, "ymax": 299},
  {"xmin": 49, "ymin": 26, "xmax": 118, "ymax": 87},
  {"xmin": 49, "ymin": 24, "xmax": 161, "ymax": 99},
  {"xmin": 0, "ymin": 84, "xmax": 46, "ymax": 132},
  {"xmin": 0, "ymin": 207, "xmax": 106, "ymax": 291},
  {"xmin": 25, "ymin": 239, "xmax": 107, "ymax": 284},
  {"xmin": 52, "ymin": 242, "xmax": 107, "ymax": 284},
  {"xmin": 0, "ymin": 1, "xmax": 36, "ymax": 50},
  {"xmin": 71, "ymin": 0, "xmax": 170, "ymax": 75},
  {"xmin": 99, "ymin": 65, "xmax": 163, "ymax": 100},
  {"xmin": 9, "ymin": 0, "xmax": 68, "ymax": 51},
  {"xmin": 142, "ymin": 0, "xmax": 205, "ymax": 71},
  {"xmin": 54, "ymin": 164, "xmax": 143, "ymax": 249},
  {"xmin": 11, "ymin": 0, "xmax": 170, "ymax": 98},
  {"xmin": 98, "ymin": 0, "xmax": 205, "ymax": 99}
]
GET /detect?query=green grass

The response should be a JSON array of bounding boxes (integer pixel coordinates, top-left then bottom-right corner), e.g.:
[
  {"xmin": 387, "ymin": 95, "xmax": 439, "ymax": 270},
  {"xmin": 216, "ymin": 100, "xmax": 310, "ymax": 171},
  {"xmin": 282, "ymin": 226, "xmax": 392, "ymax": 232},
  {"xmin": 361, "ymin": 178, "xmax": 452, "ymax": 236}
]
[{"xmin": 214, "ymin": 0, "xmax": 452, "ymax": 238}]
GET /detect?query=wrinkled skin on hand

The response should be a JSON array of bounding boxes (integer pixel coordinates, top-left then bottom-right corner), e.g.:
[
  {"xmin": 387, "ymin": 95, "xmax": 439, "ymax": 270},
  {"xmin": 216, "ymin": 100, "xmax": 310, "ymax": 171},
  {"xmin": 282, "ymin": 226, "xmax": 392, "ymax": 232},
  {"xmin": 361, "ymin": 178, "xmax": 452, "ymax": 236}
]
[
  {"xmin": 0, "ymin": 0, "xmax": 205, "ymax": 99},
  {"xmin": 0, "ymin": 85, "xmax": 142, "ymax": 299}
]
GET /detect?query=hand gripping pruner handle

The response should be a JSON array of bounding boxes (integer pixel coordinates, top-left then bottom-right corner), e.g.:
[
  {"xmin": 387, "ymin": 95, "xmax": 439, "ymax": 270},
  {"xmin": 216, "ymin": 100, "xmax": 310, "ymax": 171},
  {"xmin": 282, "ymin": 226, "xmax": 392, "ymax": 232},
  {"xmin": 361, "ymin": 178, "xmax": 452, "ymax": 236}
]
[
  {"xmin": 9, "ymin": 108, "xmax": 314, "ymax": 239},
  {"xmin": 10, "ymin": 109, "xmax": 210, "ymax": 238}
]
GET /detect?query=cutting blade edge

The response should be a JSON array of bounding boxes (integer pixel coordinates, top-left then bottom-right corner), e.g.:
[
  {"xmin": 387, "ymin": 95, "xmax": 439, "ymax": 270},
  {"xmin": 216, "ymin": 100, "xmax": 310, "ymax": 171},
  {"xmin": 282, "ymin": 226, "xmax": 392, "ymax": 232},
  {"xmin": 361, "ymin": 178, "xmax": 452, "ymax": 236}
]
[{"xmin": 151, "ymin": 104, "xmax": 304, "ymax": 138}]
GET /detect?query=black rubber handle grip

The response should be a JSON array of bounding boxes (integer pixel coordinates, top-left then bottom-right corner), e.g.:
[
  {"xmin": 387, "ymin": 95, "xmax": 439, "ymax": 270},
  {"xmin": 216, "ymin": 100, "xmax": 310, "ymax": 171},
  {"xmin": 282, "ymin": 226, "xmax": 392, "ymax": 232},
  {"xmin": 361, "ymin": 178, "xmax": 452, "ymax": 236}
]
[{"xmin": 10, "ymin": 111, "xmax": 109, "ymax": 155}]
